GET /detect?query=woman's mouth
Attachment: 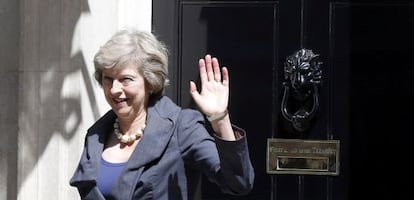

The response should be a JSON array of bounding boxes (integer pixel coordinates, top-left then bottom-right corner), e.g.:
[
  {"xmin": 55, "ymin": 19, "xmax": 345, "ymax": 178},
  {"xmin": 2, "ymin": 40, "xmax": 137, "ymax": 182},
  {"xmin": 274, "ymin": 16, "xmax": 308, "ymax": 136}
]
[{"xmin": 113, "ymin": 98, "xmax": 128, "ymax": 105}]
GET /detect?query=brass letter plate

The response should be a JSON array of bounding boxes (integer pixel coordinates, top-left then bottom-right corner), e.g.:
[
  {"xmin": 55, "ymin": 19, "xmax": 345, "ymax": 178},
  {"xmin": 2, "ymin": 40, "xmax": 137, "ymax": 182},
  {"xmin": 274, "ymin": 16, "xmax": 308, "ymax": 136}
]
[{"xmin": 267, "ymin": 138, "xmax": 340, "ymax": 175}]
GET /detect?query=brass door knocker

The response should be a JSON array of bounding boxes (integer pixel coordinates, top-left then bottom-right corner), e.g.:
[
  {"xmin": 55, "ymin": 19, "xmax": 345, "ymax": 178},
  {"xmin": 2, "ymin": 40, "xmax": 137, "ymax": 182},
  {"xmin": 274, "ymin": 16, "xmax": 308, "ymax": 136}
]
[{"xmin": 281, "ymin": 49, "xmax": 323, "ymax": 132}]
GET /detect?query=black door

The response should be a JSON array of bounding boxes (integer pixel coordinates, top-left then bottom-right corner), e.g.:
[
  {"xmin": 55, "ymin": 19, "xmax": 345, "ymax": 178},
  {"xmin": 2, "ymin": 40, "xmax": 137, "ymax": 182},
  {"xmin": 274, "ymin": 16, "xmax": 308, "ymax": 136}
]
[{"xmin": 153, "ymin": 1, "xmax": 411, "ymax": 199}]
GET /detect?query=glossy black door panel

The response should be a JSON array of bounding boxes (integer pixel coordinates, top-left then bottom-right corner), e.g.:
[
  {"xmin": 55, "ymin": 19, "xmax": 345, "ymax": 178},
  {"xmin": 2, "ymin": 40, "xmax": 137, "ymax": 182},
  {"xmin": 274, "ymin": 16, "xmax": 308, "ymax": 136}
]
[
  {"xmin": 179, "ymin": 3, "xmax": 277, "ymax": 200},
  {"xmin": 153, "ymin": 1, "xmax": 411, "ymax": 199}
]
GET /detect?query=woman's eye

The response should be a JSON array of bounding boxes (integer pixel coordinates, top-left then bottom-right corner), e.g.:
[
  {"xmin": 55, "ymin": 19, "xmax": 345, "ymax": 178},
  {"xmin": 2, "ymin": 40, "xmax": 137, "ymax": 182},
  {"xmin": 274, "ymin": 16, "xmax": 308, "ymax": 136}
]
[
  {"xmin": 102, "ymin": 76, "xmax": 113, "ymax": 84},
  {"xmin": 122, "ymin": 77, "xmax": 134, "ymax": 83},
  {"xmin": 116, "ymin": 77, "xmax": 133, "ymax": 86}
]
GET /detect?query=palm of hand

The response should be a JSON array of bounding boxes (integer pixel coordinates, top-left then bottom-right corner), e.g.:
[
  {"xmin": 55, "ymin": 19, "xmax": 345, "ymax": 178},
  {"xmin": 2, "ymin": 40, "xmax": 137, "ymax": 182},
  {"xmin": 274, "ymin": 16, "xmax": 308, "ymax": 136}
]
[{"xmin": 189, "ymin": 54, "xmax": 229, "ymax": 116}]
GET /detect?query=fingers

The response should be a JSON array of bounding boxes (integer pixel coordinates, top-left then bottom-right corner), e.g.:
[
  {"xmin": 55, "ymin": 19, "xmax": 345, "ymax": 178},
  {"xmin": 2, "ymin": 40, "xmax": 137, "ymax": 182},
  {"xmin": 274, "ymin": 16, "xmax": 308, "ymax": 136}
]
[
  {"xmin": 189, "ymin": 80, "xmax": 197, "ymax": 93},
  {"xmin": 205, "ymin": 55, "xmax": 214, "ymax": 82},
  {"xmin": 200, "ymin": 54, "xmax": 224, "ymax": 83},
  {"xmin": 198, "ymin": 58, "xmax": 207, "ymax": 84},
  {"xmin": 221, "ymin": 67, "xmax": 229, "ymax": 86},
  {"xmin": 212, "ymin": 57, "xmax": 221, "ymax": 82},
  {"xmin": 189, "ymin": 80, "xmax": 202, "ymax": 106}
]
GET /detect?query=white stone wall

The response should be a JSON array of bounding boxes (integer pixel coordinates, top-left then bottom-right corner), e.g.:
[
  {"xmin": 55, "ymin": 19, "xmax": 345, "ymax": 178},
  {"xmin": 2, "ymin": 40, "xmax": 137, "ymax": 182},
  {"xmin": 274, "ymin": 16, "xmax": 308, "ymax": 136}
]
[{"xmin": 7, "ymin": 0, "xmax": 152, "ymax": 199}]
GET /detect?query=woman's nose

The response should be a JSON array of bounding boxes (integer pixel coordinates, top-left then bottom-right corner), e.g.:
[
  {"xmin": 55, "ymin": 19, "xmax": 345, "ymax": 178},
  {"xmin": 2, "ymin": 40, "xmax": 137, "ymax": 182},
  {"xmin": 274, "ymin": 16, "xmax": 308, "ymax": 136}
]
[{"xmin": 110, "ymin": 80, "xmax": 123, "ymax": 94}]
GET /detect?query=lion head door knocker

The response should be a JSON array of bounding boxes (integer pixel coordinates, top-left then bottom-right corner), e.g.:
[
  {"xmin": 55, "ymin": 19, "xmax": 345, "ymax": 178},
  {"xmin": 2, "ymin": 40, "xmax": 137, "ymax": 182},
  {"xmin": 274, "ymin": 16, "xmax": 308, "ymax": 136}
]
[{"xmin": 281, "ymin": 49, "xmax": 323, "ymax": 132}]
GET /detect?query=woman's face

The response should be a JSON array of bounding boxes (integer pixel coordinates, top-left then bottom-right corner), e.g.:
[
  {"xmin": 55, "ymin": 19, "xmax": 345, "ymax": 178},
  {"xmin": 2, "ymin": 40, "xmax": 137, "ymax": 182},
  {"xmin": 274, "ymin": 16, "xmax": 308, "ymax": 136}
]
[{"xmin": 101, "ymin": 63, "xmax": 148, "ymax": 118}]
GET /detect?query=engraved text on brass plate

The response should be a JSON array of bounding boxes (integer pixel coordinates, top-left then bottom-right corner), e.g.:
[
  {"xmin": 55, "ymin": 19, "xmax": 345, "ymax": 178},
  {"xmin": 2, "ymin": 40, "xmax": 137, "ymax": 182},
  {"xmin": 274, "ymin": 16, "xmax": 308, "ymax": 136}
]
[{"xmin": 266, "ymin": 138, "xmax": 340, "ymax": 175}]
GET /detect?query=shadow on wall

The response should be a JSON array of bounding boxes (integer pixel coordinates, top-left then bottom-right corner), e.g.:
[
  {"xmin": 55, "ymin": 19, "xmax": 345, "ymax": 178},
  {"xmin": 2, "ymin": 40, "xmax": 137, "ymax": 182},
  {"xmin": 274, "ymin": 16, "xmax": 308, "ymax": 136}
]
[{"xmin": 17, "ymin": 0, "xmax": 101, "ymax": 198}]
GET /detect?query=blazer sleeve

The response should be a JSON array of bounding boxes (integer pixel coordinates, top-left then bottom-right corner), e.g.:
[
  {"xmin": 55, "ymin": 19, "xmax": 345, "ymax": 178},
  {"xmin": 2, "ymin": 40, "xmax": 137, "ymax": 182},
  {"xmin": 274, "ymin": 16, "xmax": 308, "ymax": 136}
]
[{"xmin": 177, "ymin": 109, "xmax": 255, "ymax": 195}]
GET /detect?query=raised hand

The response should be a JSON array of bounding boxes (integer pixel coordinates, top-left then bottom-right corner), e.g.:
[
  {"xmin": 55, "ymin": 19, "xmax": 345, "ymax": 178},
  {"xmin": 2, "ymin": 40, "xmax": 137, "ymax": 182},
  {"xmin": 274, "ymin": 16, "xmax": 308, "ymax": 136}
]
[{"xmin": 189, "ymin": 54, "xmax": 229, "ymax": 117}]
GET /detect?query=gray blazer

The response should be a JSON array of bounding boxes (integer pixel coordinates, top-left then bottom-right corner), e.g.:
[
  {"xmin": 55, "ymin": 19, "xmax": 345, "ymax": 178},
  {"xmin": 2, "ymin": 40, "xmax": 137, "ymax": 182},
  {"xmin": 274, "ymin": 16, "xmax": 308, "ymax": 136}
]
[{"xmin": 70, "ymin": 96, "xmax": 254, "ymax": 200}]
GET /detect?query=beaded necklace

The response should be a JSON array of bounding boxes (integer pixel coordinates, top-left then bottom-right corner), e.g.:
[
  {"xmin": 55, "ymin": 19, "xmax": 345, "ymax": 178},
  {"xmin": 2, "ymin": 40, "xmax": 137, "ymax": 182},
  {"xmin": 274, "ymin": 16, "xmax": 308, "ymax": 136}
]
[{"xmin": 113, "ymin": 118, "xmax": 146, "ymax": 144}]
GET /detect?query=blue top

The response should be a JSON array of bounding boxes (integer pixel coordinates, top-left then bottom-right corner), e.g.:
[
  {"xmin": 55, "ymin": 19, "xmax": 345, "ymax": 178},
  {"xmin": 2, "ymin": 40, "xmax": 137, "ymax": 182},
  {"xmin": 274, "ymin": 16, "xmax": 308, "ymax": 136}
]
[{"xmin": 96, "ymin": 158, "xmax": 126, "ymax": 197}]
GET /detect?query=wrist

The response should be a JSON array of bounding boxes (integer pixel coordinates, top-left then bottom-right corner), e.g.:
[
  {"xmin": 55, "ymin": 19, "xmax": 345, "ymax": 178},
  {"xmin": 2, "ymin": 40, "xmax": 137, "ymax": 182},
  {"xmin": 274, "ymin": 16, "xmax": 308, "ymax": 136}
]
[{"xmin": 207, "ymin": 109, "xmax": 228, "ymax": 122}]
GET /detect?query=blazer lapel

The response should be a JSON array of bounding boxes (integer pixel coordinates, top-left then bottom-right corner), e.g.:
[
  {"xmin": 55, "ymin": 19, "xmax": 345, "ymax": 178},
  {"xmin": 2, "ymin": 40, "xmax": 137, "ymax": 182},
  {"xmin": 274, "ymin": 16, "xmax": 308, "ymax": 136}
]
[
  {"xmin": 126, "ymin": 108, "xmax": 175, "ymax": 169},
  {"xmin": 112, "ymin": 97, "xmax": 181, "ymax": 199},
  {"xmin": 83, "ymin": 111, "xmax": 113, "ymax": 180},
  {"xmin": 70, "ymin": 111, "xmax": 114, "ymax": 198}
]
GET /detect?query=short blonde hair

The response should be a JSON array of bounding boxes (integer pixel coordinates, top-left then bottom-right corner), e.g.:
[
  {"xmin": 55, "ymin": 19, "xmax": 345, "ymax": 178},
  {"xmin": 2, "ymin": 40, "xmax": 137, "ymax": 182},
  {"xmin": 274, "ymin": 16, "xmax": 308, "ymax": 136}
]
[{"xmin": 93, "ymin": 28, "xmax": 169, "ymax": 97}]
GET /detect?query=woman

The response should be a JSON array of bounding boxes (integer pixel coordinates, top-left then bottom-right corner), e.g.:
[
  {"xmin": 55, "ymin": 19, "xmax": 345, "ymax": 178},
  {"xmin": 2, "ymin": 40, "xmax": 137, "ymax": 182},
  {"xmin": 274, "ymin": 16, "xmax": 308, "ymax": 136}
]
[{"xmin": 70, "ymin": 28, "xmax": 254, "ymax": 199}]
